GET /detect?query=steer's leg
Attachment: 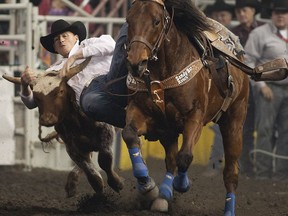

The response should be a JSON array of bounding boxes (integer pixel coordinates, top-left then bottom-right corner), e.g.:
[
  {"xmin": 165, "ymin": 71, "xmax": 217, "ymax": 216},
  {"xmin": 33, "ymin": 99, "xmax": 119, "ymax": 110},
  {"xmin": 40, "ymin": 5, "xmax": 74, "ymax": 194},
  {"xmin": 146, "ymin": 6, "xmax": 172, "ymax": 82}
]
[
  {"xmin": 98, "ymin": 146, "xmax": 124, "ymax": 193},
  {"xmin": 66, "ymin": 145, "xmax": 104, "ymax": 194},
  {"xmin": 65, "ymin": 165, "xmax": 83, "ymax": 197}
]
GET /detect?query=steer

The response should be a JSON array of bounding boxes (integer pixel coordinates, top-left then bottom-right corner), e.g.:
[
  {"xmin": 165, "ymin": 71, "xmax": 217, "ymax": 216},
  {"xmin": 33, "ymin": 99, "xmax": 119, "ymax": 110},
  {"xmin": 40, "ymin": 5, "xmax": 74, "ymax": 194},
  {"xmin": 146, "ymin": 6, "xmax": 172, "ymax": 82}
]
[{"xmin": 3, "ymin": 59, "xmax": 124, "ymax": 197}]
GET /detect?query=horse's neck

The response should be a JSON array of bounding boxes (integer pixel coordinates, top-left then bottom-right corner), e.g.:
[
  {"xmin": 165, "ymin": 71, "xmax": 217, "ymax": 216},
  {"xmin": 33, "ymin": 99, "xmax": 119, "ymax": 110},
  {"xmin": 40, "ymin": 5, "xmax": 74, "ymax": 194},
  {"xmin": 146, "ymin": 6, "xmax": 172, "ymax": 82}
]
[{"xmin": 159, "ymin": 27, "xmax": 198, "ymax": 78}]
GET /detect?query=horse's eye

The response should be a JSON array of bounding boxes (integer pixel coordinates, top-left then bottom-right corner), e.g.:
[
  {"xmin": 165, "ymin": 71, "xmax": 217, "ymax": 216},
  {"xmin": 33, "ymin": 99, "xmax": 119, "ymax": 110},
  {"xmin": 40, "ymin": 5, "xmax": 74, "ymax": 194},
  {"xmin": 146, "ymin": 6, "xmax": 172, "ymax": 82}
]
[{"xmin": 154, "ymin": 19, "xmax": 160, "ymax": 26}]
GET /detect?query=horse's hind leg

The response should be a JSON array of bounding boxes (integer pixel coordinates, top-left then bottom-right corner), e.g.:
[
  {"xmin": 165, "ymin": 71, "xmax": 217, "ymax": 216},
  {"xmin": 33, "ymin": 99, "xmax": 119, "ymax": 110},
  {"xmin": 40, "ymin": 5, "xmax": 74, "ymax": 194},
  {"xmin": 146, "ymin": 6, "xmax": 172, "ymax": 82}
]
[
  {"xmin": 65, "ymin": 165, "xmax": 83, "ymax": 197},
  {"xmin": 98, "ymin": 146, "xmax": 124, "ymax": 193},
  {"xmin": 220, "ymin": 116, "xmax": 244, "ymax": 216}
]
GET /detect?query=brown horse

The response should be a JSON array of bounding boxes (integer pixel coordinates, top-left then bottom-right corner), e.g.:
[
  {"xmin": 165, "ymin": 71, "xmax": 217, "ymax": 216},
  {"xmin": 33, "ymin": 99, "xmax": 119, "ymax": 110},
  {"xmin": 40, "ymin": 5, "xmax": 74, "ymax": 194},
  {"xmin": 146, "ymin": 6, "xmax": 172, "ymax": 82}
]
[{"xmin": 122, "ymin": 0, "xmax": 249, "ymax": 214}]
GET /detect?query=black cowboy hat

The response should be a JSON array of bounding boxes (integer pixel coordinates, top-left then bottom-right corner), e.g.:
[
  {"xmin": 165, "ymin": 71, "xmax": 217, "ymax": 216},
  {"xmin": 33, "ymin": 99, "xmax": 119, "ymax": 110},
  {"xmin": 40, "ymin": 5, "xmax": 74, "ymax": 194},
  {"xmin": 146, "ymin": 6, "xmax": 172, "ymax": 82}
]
[
  {"xmin": 204, "ymin": 0, "xmax": 234, "ymax": 16},
  {"xmin": 271, "ymin": 0, "xmax": 288, "ymax": 12},
  {"xmin": 40, "ymin": 19, "xmax": 87, "ymax": 54},
  {"xmin": 235, "ymin": 0, "xmax": 261, "ymax": 14}
]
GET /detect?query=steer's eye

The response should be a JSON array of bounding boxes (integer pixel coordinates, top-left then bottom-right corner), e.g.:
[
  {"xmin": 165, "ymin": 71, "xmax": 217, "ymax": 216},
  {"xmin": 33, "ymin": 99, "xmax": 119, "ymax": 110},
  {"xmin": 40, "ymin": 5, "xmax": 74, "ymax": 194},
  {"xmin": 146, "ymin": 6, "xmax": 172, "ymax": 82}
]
[{"xmin": 59, "ymin": 89, "xmax": 64, "ymax": 96}]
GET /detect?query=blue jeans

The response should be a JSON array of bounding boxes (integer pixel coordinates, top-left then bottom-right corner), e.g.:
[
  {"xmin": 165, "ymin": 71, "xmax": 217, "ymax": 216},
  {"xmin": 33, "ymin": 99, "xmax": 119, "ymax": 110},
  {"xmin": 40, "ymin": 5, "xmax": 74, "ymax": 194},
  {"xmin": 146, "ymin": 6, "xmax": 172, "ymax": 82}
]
[{"xmin": 80, "ymin": 23, "xmax": 128, "ymax": 128}]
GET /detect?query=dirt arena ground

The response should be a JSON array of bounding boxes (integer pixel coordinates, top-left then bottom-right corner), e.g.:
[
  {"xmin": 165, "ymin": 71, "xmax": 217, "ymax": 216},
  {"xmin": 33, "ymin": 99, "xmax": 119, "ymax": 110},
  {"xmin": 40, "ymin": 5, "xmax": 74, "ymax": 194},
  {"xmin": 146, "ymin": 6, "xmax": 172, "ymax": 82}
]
[{"xmin": 0, "ymin": 158, "xmax": 287, "ymax": 216}]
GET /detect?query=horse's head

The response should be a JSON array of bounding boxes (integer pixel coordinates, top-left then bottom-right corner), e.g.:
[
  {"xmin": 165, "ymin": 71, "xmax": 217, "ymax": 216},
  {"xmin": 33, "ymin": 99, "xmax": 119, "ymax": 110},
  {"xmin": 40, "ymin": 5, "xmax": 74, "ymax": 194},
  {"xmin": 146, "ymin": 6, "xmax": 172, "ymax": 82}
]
[{"xmin": 126, "ymin": 0, "xmax": 171, "ymax": 78}]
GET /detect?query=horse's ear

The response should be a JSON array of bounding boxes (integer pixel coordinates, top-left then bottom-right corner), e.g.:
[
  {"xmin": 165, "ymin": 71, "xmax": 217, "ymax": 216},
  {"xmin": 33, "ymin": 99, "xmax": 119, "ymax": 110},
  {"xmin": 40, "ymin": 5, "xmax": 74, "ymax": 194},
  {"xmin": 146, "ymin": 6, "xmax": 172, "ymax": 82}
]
[{"xmin": 154, "ymin": 0, "xmax": 165, "ymax": 6}]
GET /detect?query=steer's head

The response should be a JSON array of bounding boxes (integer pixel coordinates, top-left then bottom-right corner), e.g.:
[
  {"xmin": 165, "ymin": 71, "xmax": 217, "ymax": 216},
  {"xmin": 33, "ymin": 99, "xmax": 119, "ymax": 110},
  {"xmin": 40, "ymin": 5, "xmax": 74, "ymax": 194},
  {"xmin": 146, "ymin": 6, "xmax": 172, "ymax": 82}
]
[
  {"xmin": 32, "ymin": 73, "xmax": 71, "ymax": 127},
  {"xmin": 3, "ymin": 57, "xmax": 91, "ymax": 127}
]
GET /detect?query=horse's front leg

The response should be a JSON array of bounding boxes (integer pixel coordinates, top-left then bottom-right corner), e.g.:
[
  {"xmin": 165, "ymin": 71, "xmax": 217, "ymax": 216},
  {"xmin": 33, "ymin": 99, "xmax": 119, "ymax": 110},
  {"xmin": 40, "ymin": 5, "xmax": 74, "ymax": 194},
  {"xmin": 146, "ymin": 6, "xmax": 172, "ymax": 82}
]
[
  {"xmin": 122, "ymin": 104, "xmax": 159, "ymax": 204},
  {"xmin": 174, "ymin": 113, "xmax": 204, "ymax": 193},
  {"xmin": 151, "ymin": 136, "xmax": 179, "ymax": 212}
]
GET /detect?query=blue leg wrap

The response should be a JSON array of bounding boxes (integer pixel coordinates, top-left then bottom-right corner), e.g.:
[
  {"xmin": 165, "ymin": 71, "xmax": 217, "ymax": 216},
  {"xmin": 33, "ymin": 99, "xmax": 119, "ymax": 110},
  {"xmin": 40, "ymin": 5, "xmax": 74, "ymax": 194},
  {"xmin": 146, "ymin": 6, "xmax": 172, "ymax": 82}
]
[
  {"xmin": 173, "ymin": 171, "xmax": 190, "ymax": 193},
  {"xmin": 224, "ymin": 192, "xmax": 235, "ymax": 216},
  {"xmin": 128, "ymin": 148, "xmax": 148, "ymax": 178},
  {"xmin": 159, "ymin": 172, "xmax": 174, "ymax": 200}
]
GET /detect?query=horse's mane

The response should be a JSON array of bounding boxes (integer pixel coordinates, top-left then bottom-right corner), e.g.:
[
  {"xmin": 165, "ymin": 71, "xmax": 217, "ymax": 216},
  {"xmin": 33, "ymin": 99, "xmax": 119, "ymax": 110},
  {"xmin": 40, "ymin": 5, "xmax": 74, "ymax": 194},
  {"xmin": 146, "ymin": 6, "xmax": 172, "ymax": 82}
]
[{"xmin": 165, "ymin": 0, "xmax": 213, "ymax": 40}]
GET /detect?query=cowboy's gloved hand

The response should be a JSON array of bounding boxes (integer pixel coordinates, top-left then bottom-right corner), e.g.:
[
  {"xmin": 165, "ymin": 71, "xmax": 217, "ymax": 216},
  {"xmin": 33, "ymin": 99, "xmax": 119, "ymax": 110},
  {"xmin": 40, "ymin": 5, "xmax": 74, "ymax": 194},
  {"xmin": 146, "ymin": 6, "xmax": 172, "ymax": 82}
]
[
  {"xmin": 260, "ymin": 85, "xmax": 273, "ymax": 101},
  {"xmin": 21, "ymin": 66, "xmax": 36, "ymax": 88}
]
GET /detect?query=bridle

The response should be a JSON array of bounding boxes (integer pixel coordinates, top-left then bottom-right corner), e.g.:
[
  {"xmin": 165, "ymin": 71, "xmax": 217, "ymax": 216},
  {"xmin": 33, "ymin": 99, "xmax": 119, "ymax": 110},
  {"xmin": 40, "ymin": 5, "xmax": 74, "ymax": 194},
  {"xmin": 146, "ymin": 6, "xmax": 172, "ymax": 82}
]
[{"xmin": 127, "ymin": 0, "xmax": 173, "ymax": 61}]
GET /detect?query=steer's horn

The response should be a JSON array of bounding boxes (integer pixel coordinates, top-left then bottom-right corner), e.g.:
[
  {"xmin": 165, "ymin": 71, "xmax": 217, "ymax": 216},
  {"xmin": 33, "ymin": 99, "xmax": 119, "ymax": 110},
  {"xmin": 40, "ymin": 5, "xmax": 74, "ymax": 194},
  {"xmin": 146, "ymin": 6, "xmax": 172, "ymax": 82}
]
[
  {"xmin": 2, "ymin": 74, "xmax": 21, "ymax": 84},
  {"xmin": 2, "ymin": 74, "xmax": 37, "ymax": 88},
  {"xmin": 65, "ymin": 56, "xmax": 92, "ymax": 80}
]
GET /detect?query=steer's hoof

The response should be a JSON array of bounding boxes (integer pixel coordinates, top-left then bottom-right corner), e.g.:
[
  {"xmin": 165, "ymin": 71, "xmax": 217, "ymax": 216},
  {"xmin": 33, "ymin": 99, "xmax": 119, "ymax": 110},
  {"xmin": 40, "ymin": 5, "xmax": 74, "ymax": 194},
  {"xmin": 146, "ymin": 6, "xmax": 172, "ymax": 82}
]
[{"xmin": 151, "ymin": 198, "xmax": 169, "ymax": 212}]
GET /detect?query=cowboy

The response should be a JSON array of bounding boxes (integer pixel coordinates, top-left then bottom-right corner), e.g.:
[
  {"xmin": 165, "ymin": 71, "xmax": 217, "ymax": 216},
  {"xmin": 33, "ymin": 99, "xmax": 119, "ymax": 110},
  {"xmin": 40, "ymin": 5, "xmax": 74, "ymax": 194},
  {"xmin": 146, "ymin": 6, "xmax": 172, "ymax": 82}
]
[
  {"xmin": 232, "ymin": 0, "xmax": 265, "ymax": 46},
  {"xmin": 245, "ymin": 0, "xmax": 288, "ymax": 180},
  {"xmin": 20, "ymin": 19, "xmax": 128, "ymax": 128},
  {"xmin": 204, "ymin": 0, "xmax": 235, "ymax": 29}
]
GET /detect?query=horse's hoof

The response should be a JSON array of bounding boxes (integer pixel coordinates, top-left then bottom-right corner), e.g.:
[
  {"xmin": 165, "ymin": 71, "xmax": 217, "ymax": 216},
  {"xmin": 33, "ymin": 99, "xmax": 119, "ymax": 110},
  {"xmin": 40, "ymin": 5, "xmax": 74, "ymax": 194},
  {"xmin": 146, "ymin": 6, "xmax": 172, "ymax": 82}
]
[
  {"xmin": 173, "ymin": 172, "xmax": 191, "ymax": 193},
  {"xmin": 151, "ymin": 198, "xmax": 169, "ymax": 212},
  {"xmin": 224, "ymin": 211, "xmax": 234, "ymax": 216},
  {"xmin": 138, "ymin": 184, "xmax": 159, "ymax": 202},
  {"xmin": 137, "ymin": 185, "xmax": 159, "ymax": 210},
  {"xmin": 137, "ymin": 176, "xmax": 156, "ymax": 194},
  {"xmin": 224, "ymin": 192, "xmax": 235, "ymax": 216}
]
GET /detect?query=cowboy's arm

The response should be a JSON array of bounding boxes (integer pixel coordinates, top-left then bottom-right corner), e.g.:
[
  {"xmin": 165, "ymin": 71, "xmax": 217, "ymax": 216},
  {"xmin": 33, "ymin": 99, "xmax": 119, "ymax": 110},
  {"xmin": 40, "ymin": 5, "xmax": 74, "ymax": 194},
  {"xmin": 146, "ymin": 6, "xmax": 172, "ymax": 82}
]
[
  {"xmin": 60, "ymin": 35, "xmax": 116, "ymax": 77},
  {"xmin": 20, "ymin": 66, "xmax": 37, "ymax": 109}
]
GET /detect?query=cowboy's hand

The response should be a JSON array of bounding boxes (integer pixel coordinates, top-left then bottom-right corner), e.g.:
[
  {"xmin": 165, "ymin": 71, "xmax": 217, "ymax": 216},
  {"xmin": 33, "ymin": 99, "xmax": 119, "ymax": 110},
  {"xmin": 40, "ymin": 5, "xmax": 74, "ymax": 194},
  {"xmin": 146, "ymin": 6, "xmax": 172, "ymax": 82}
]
[
  {"xmin": 21, "ymin": 66, "xmax": 36, "ymax": 88},
  {"xmin": 59, "ymin": 55, "xmax": 77, "ymax": 78},
  {"xmin": 260, "ymin": 85, "xmax": 273, "ymax": 101}
]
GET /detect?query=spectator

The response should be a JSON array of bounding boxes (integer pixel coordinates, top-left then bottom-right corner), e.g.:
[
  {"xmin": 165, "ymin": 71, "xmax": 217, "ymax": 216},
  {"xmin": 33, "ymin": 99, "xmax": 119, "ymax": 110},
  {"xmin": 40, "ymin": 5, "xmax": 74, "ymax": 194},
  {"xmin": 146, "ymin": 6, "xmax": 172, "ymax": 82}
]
[
  {"xmin": 0, "ymin": 0, "xmax": 10, "ymax": 65},
  {"xmin": 231, "ymin": 0, "xmax": 265, "ymax": 178},
  {"xmin": 244, "ymin": 0, "xmax": 288, "ymax": 180},
  {"xmin": 37, "ymin": 0, "xmax": 52, "ymax": 15},
  {"xmin": 48, "ymin": 0, "xmax": 70, "ymax": 16},
  {"xmin": 232, "ymin": 0, "xmax": 265, "ymax": 45},
  {"xmin": 204, "ymin": 0, "xmax": 235, "ymax": 29}
]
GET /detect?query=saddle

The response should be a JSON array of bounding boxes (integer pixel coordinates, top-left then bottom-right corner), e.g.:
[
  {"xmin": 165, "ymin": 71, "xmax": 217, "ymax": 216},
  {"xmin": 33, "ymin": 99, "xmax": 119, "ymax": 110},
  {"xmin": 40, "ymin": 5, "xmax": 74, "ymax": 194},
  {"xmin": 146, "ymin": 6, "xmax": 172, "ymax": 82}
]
[
  {"xmin": 203, "ymin": 19, "xmax": 288, "ymax": 82},
  {"xmin": 196, "ymin": 20, "xmax": 288, "ymax": 122}
]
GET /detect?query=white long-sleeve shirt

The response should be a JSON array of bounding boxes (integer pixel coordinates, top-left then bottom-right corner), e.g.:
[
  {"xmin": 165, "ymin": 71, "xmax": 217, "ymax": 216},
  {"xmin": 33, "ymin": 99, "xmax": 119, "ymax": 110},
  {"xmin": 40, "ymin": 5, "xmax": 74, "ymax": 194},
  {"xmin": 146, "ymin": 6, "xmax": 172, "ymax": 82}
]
[{"xmin": 21, "ymin": 34, "xmax": 115, "ymax": 107}]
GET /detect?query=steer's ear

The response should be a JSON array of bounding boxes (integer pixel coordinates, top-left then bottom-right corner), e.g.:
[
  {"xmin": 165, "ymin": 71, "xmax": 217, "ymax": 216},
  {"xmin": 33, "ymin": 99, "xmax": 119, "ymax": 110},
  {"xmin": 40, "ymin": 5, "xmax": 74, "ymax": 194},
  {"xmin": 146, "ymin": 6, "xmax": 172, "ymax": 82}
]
[
  {"xmin": 2, "ymin": 74, "xmax": 21, "ymax": 84},
  {"xmin": 64, "ymin": 56, "xmax": 92, "ymax": 80}
]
